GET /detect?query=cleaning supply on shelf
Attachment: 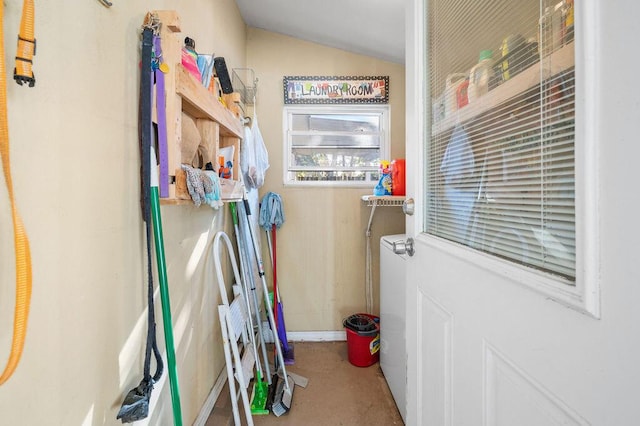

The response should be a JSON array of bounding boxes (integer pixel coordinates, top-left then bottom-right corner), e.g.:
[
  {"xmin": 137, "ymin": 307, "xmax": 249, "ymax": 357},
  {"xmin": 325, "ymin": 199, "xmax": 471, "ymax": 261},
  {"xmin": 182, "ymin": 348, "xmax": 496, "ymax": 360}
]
[
  {"xmin": 468, "ymin": 50, "xmax": 494, "ymax": 103},
  {"xmin": 220, "ymin": 161, "xmax": 232, "ymax": 179},
  {"xmin": 374, "ymin": 161, "xmax": 392, "ymax": 196},
  {"xmin": 443, "ymin": 73, "xmax": 467, "ymax": 118},
  {"xmin": 498, "ymin": 34, "xmax": 538, "ymax": 82},
  {"xmin": 432, "ymin": 93, "xmax": 445, "ymax": 124},
  {"xmin": 218, "ymin": 155, "xmax": 232, "ymax": 179},
  {"xmin": 196, "ymin": 53, "xmax": 214, "ymax": 87},
  {"xmin": 391, "ymin": 159, "xmax": 406, "ymax": 196},
  {"xmin": 456, "ymin": 78, "xmax": 469, "ymax": 109},
  {"xmin": 181, "ymin": 36, "xmax": 201, "ymax": 81},
  {"xmin": 564, "ymin": 0, "xmax": 574, "ymax": 43}
]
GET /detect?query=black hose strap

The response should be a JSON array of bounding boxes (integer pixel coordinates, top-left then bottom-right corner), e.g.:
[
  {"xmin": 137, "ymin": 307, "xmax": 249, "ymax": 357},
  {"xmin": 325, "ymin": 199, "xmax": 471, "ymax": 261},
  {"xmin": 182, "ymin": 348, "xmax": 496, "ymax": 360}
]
[{"xmin": 140, "ymin": 27, "xmax": 163, "ymax": 385}]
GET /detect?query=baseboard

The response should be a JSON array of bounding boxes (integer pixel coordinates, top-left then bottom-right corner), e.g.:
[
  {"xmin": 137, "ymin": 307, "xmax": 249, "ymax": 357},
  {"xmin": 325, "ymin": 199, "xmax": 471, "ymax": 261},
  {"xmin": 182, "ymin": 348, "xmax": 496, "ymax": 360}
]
[
  {"xmin": 287, "ymin": 330, "xmax": 346, "ymax": 342},
  {"xmin": 193, "ymin": 369, "xmax": 228, "ymax": 426}
]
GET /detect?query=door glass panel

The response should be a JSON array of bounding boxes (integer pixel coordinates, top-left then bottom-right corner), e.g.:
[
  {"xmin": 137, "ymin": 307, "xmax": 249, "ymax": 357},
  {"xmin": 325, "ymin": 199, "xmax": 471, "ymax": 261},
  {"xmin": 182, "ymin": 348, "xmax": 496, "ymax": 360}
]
[{"xmin": 425, "ymin": 0, "xmax": 576, "ymax": 281}]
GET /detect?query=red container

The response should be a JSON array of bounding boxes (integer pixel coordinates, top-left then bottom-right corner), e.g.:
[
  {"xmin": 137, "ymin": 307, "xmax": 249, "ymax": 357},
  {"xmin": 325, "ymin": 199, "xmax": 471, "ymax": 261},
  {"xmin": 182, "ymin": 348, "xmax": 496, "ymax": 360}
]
[
  {"xmin": 391, "ymin": 159, "xmax": 406, "ymax": 196},
  {"xmin": 344, "ymin": 314, "xmax": 380, "ymax": 367},
  {"xmin": 456, "ymin": 79, "xmax": 469, "ymax": 108}
]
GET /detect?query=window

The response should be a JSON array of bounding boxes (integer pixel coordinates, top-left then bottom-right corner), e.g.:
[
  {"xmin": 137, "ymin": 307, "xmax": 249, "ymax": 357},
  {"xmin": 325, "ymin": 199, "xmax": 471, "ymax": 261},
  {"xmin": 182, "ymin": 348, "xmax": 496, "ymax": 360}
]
[
  {"xmin": 426, "ymin": 0, "xmax": 576, "ymax": 281},
  {"xmin": 283, "ymin": 106, "xmax": 390, "ymax": 186}
]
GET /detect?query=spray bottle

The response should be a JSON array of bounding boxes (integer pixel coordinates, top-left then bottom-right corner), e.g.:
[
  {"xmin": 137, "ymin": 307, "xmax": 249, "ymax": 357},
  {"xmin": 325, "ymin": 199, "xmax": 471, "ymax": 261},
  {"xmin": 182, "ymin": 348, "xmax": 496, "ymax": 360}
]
[{"xmin": 374, "ymin": 160, "xmax": 393, "ymax": 196}]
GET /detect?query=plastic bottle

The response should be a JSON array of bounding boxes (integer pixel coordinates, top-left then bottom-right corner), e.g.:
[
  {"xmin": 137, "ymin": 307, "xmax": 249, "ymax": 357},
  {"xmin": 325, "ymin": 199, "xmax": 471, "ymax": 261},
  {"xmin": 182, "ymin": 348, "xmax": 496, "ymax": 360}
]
[
  {"xmin": 391, "ymin": 159, "xmax": 406, "ymax": 196},
  {"xmin": 373, "ymin": 182, "xmax": 385, "ymax": 196},
  {"xmin": 468, "ymin": 50, "xmax": 494, "ymax": 103},
  {"xmin": 456, "ymin": 79, "xmax": 469, "ymax": 109},
  {"xmin": 500, "ymin": 34, "xmax": 526, "ymax": 81},
  {"xmin": 373, "ymin": 161, "xmax": 392, "ymax": 196},
  {"xmin": 443, "ymin": 73, "xmax": 467, "ymax": 118}
]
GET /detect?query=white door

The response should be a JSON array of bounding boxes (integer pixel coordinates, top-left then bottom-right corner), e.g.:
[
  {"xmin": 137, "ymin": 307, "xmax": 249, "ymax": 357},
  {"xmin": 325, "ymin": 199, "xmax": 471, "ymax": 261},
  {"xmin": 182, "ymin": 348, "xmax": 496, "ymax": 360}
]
[{"xmin": 404, "ymin": 1, "xmax": 640, "ymax": 425}]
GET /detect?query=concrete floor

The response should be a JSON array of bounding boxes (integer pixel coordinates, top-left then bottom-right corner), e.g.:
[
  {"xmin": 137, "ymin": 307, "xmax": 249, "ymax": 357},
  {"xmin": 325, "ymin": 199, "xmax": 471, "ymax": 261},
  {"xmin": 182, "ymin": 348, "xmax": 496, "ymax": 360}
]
[{"xmin": 207, "ymin": 341, "xmax": 404, "ymax": 425}]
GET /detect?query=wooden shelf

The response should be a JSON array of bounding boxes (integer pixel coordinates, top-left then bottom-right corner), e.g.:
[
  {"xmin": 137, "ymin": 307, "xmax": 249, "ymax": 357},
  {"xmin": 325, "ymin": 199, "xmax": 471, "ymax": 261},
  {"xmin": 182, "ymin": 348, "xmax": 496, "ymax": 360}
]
[
  {"xmin": 432, "ymin": 41, "xmax": 575, "ymax": 136},
  {"xmin": 175, "ymin": 64, "xmax": 243, "ymax": 138},
  {"xmin": 152, "ymin": 10, "xmax": 244, "ymax": 205}
]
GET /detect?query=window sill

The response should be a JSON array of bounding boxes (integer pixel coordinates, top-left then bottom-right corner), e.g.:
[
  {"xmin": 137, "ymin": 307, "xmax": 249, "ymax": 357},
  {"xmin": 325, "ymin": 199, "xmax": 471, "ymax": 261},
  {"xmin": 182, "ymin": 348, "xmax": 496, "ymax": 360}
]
[{"xmin": 283, "ymin": 180, "xmax": 377, "ymax": 188}]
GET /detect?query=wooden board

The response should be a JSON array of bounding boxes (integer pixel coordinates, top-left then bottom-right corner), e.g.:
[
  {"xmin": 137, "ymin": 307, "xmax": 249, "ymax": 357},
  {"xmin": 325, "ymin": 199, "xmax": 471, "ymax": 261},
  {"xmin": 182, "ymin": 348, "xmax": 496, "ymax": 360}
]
[{"xmin": 176, "ymin": 65, "xmax": 244, "ymax": 138}]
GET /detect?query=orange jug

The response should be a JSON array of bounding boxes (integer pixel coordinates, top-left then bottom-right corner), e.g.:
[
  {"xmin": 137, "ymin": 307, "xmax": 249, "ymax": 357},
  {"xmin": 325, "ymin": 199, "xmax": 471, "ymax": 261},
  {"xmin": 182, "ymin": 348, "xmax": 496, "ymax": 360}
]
[{"xmin": 391, "ymin": 159, "xmax": 406, "ymax": 196}]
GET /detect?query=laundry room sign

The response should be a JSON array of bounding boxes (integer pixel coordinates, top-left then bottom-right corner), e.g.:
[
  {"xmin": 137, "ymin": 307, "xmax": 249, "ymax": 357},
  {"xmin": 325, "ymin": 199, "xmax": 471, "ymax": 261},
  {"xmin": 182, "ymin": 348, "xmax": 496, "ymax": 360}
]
[{"xmin": 283, "ymin": 76, "xmax": 389, "ymax": 104}]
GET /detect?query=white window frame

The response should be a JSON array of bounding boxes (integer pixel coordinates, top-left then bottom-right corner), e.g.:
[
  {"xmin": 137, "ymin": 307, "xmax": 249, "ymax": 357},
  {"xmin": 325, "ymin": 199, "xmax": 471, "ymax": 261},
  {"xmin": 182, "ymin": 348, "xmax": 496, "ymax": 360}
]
[{"xmin": 282, "ymin": 105, "xmax": 391, "ymax": 187}]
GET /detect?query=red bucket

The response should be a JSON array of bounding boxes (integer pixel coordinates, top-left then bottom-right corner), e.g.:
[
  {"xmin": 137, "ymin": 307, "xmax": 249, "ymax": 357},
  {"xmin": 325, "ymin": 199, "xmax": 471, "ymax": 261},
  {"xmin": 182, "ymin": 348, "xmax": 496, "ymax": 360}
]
[{"xmin": 344, "ymin": 314, "xmax": 380, "ymax": 367}]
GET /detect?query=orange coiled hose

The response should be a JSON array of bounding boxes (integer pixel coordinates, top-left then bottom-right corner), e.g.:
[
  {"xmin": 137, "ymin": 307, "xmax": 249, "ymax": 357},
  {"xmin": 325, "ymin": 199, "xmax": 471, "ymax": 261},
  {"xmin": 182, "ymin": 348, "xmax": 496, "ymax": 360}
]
[
  {"xmin": 14, "ymin": 0, "xmax": 35, "ymax": 86},
  {"xmin": 0, "ymin": 0, "xmax": 34, "ymax": 385}
]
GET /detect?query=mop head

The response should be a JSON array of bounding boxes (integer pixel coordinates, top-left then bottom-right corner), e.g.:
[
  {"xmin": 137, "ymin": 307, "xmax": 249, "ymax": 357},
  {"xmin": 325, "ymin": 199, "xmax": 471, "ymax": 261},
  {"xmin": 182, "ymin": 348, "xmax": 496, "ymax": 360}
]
[
  {"xmin": 250, "ymin": 372, "xmax": 270, "ymax": 415},
  {"xmin": 116, "ymin": 380, "xmax": 153, "ymax": 423},
  {"xmin": 271, "ymin": 373, "xmax": 294, "ymax": 417},
  {"xmin": 283, "ymin": 341, "xmax": 295, "ymax": 365}
]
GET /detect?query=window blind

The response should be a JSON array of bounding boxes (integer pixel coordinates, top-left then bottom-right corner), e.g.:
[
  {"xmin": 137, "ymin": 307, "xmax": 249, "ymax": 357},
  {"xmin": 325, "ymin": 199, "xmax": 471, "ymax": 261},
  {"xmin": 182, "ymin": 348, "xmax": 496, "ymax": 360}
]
[{"xmin": 426, "ymin": 0, "xmax": 576, "ymax": 281}]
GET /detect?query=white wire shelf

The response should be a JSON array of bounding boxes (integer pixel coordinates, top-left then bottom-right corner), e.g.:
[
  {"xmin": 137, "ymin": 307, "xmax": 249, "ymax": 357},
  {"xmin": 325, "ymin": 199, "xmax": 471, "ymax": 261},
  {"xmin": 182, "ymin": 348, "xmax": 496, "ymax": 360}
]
[
  {"xmin": 361, "ymin": 195, "xmax": 405, "ymax": 207},
  {"xmin": 232, "ymin": 68, "xmax": 257, "ymax": 106},
  {"xmin": 361, "ymin": 194, "xmax": 406, "ymax": 314}
]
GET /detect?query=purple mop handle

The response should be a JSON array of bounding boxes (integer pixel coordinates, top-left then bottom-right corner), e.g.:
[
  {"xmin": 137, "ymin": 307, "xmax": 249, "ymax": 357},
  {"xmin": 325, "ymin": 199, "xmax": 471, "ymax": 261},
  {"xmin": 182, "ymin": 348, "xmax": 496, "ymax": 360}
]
[
  {"xmin": 153, "ymin": 36, "xmax": 170, "ymax": 198},
  {"xmin": 276, "ymin": 302, "xmax": 290, "ymax": 352}
]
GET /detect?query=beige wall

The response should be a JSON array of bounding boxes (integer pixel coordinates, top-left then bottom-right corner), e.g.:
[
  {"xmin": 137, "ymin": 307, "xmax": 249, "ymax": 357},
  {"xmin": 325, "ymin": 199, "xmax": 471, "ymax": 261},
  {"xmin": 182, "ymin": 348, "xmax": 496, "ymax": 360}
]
[
  {"xmin": 0, "ymin": 4, "xmax": 406, "ymax": 423},
  {"xmin": 0, "ymin": 1, "xmax": 246, "ymax": 424},
  {"xmin": 247, "ymin": 28, "xmax": 406, "ymax": 331}
]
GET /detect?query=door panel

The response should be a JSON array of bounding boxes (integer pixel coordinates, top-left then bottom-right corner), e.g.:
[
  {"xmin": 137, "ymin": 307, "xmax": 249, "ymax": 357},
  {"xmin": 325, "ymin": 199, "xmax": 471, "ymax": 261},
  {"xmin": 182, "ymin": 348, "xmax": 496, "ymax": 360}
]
[
  {"xmin": 404, "ymin": 0, "xmax": 603, "ymax": 425},
  {"xmin": 418, "ymin": 291, "xmax": 452, "ymax": 425},
  {"xmin": 484, "ymin": 344, "xmax": 589, "ymax": 426}
]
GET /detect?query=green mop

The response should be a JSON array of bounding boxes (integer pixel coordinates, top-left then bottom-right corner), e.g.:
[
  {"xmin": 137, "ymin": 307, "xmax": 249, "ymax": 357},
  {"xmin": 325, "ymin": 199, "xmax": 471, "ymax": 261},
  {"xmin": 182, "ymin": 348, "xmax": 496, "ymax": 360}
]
[{"xmin": 151, "ymin": 146, "xmax": 183, "ymax": 426}]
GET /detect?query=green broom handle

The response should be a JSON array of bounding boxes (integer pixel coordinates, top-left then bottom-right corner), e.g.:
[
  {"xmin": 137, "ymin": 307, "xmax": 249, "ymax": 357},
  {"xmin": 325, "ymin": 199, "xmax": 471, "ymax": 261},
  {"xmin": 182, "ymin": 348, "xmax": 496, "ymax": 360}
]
[
  {"xmin": 230, "ymin": 201, "xmax": 239, "ymax": 226},
  {"xmin": 151, "ymin": 147, "xmax": 183, "ymax": 426}
]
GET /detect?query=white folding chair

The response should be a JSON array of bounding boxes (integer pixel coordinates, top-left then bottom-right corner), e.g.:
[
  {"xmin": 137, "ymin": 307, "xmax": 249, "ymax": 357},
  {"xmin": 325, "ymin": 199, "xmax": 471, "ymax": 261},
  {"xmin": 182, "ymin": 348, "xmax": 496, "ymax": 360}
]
[{"xmin": 218, "ymin": 293, "xmax": 255, "ymax": 426}]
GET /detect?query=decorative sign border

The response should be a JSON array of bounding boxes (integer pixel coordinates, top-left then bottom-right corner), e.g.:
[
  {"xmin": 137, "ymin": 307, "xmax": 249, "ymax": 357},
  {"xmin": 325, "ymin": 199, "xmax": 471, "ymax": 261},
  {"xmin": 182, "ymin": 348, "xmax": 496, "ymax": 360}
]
[{"xmin": 284, "ymin": 76, "xmax": 389, "ymax": 104}]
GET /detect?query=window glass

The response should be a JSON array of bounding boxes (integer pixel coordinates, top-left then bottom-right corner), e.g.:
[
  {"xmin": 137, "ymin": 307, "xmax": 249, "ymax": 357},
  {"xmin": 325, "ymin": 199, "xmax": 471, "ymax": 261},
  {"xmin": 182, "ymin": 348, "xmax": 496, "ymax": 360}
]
[
  {"xmin": 426, "ymin": 0, "xmax": 576, "ymax": 280},
  {"xmin": 284, "ymin": 106, "xmax": 390, "ymax": 185}
]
